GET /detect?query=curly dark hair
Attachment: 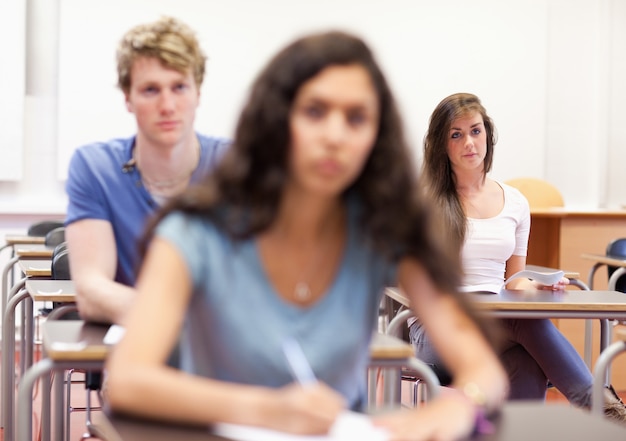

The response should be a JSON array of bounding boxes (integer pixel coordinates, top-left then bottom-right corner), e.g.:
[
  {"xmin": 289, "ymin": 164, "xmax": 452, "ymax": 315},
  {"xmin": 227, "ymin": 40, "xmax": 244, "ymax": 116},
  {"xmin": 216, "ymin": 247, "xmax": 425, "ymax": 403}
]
[
  {"xmin": 141, "ymin": 30, "xmax": 461, "ymax": 295},
  {"xmin": 422, "ymin": 93, "xmax": 498, "ymax": 250}
]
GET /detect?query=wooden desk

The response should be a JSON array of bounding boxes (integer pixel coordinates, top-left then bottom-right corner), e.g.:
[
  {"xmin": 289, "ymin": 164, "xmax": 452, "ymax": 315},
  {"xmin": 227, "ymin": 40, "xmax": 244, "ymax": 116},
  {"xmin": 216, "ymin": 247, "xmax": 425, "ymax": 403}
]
[
  {"xmin": 16, "ymin": 322, "xmax": 438, "ymax": 441},
  {"xmin": 527, "ymin": 208, "xmax": 626, "ymax": 289},
  {"xmin": 2, "ymin": 245, "xmax": 53, "ymax": 322},
  {"xmin": 17, "ymin": 320, "xmax": 109, "ymax": 441},
  {"xmin": 385, "ymin": 287, "xmax": 625, "ymax": 371},
  {"xmin": 14, "ymin": 243, "xmax": 55, "ymax": 258},
  {"xmin": 386, "ymin": 287, "xmax": 626, "ymax": 321},
  {"xmin": 4, "ymin": 234, "xmax": 46, "ymax": 245},
  {"xmin": 2, "ymin": 280, "xmax": 76, "ymax": 440},
  {"xmin": 0, "ymin": 259, "xmax": 55, "ymax": 433},
  {"xmin": 368, "ymin": 332, "xmax": 440, "ymax": 407},
  {"xmin": 0, "ymin": 235, "xmax": 46, "ymax": 260},
  {"xmin": 93, "ymin": 402, "xmax": 626, "ymax": 441},
  {"xmin": 3, "ymin": 245, "xmax": 55, "ymax": 315},
  {"xmin": 17, "ymin": 259, "xmax": 52, "ymax": 277},
  {"xmin": 581, "ymin": 253, "xmax": 626, "ymax": 291}
]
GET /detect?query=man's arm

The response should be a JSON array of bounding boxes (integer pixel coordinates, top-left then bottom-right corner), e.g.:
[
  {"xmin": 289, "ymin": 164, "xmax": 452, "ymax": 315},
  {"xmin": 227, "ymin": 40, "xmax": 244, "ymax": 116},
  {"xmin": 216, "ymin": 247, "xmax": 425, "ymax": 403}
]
[{"xmin": 66, "ymin": 219, "xmax": 136, "ymax": 324}]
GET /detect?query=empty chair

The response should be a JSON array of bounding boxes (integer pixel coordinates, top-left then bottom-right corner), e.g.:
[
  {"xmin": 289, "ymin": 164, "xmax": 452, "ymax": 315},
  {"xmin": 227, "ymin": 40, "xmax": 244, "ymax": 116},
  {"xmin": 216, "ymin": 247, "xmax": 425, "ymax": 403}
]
[
  {"xmin": 45, "ymin": 227, "xmax": 66, "ymax": 248},
  {"xmin": 27, "ymin": 220, "xmax": 64, "ymax": 237},
  {"xmin": 51, "ymin": 250, "xmax": 71, "ymax": 281},
  {"xmin": 504, "ymin": 177, "xmax": 564, "ymax": 208}
]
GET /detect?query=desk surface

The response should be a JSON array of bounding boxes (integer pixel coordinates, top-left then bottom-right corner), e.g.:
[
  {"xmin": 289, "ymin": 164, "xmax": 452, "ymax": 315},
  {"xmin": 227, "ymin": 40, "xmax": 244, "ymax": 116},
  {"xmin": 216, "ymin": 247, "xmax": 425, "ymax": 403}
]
[
  {"xmin": 25, "ymin": 279, "xmax": 75, "ymax": 302},
  {"xmin": 386, "ymin": 287, "xmax": 626, "ymax": 319},
  {"xmin": 17, "ymin": 259, "xmax": 51, "ymax": 277},
  {"xmin": 581, "ymin": 253, "xmax": 626, "ymax": 268},
  {"xmin": 467, "ymin": 289, "xmax": 626, "ymax": 313},
  {"xmin": 530, "ymin": 208, "xmax": 626, "ymax": 218},
  {"xmin": 14, "ymin": 243, "xmax": 54, "ymax": 258},
  {"xmin": 39, "ymin": 322, "xmax": 414, "ymax": 362},
  {"xmin": 370, "ymin": 332, "xmax": 414, "ymax": 359},
  {"xmin": 42, "ymin": 320, "xmax": 110, "ymax": 361},
  {"xmin": 93, "ymin": 402, "xmax": 626, "ymax": 441},
  {"xmin": 4, "ymin": 234, "xmax": 46, "ymax": 245}
]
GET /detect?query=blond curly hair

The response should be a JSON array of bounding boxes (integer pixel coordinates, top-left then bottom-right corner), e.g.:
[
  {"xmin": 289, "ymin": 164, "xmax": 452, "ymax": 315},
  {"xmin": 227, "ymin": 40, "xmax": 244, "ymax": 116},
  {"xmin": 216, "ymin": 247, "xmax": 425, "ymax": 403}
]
[{"xmin": 116, "ymin": 16, "xmax": 207, "ymax": 94}]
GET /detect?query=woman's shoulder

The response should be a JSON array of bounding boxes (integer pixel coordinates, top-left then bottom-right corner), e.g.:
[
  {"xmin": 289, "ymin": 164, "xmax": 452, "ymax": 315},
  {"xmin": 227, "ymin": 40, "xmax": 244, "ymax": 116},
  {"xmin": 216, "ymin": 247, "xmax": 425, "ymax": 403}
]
[
  {"xmin": 498, "ymin": 181, "xmax": 527, "ymax": 202},
  {"xmin": 158, "ymin": 211, "xmax": 223, "ymax": 243},
  {"xmin": 497, "ymin": 181, "xmax": 530, "ymax": 215}
]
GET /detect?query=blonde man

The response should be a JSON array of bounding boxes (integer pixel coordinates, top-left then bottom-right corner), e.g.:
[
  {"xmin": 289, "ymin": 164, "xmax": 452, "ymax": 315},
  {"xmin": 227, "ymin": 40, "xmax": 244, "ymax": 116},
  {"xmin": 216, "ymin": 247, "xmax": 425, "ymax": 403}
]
[{"xmin": 65, "ymin": 16, "xmax": 229, "ymax": 324}]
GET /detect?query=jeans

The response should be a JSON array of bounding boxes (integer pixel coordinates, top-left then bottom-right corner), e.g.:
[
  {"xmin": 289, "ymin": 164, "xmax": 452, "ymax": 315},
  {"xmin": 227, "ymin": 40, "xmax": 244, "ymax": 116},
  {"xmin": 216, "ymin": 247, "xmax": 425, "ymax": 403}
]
[{"xmin": 409, "ymin": 318, "xmax": 593, "ymax": 407}]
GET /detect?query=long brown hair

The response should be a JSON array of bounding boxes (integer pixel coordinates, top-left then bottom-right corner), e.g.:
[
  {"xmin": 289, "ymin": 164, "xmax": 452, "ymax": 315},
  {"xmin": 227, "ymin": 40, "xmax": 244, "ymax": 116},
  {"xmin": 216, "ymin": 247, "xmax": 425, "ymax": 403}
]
[
  {"xmin": 142, "ymin": 31, "xmax": 461, "ymax": 296},
  {"xmin": 422, "ymin": 93, "xmax": 498, "ymax": 250}
]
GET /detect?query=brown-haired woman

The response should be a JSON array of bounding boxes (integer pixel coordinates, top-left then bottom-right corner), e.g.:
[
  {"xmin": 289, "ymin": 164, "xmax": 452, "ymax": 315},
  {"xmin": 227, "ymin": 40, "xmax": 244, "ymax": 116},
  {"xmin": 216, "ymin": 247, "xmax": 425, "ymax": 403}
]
[
  {"xmin": 105, "ymin": 34, "xmax": 508, "ymax": 440},
  {"xmin": 410, "ymin": 92, "xmax": 626, "ymax": 424}
]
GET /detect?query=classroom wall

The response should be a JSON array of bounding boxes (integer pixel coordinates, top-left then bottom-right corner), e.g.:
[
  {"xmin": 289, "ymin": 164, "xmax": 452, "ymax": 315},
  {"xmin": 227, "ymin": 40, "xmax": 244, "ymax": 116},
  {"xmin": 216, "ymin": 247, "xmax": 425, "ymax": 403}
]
[{"xmin": 1, "ymin": 0, "xmax": 625, "ymax": 226}]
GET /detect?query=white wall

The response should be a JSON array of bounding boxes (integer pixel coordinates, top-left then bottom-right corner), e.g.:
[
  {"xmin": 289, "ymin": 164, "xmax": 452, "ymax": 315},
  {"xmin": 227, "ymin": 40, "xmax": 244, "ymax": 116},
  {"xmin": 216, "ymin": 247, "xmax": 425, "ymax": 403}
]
[
  {"xmin": 1, "ymin": 0, "xmax": 625, "ymax": 227},
  {"xmin": 0, "ymin": 0, "xmax": 25, "ymax": 181}
]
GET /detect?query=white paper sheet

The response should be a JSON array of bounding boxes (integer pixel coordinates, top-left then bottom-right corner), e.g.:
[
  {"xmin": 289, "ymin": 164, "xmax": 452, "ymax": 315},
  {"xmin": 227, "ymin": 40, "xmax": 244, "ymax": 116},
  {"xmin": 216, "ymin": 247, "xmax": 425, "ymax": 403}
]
[
  {"xmin": 212, "ymin": 411, "xmax": 389, "ymax": 441},
  {"xmin": 460, "ymin": 269, "xmax": 565, "ymax": 294},
  {"xmin": 103, "ymin": 324, "xmax": 125, "ymax": 345}
]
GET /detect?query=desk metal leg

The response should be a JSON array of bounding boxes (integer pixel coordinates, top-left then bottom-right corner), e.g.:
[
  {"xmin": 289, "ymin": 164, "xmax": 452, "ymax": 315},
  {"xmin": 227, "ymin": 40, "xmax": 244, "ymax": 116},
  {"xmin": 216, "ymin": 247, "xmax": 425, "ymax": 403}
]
[
  {"xmin": 23, "ymin": 295, "xmax": 34, "ymax": 374},
  {"xmin": 584, "ymin": 320, "xmax": 593, "ymax": 369},
  {"xmin": 1, "ymin": 255, "xmax": 19, "ymax": 322},
  {"xmin": 386, "ymin": 309, "xmax": 415, "ymax": 338},
  {"xmin": 565, "ymin": 278, "xmax": 594, "ymax": 368},
  {"xmin": 592, "ymin": 341, "xmax": 626, "ymax": 416},
  {"xmin": 55, "ymin": 368, "xmax": 65, "ymax": 441},
  {"xmin": 383, "ymin": 368, "xmax": 401, "ymax": 405},
  {"xmin": 581, "ymin": 268, "xmax": 600, "ymax": 370},
  {"xmin": 587, "ymin": 264, "xmax": 601, "ymax": 292},
  {"xmin": 608, "ymin": 267, "xmax": 626, "ymax": 292},
  {"xmin": 369, "ymin": 357, "xmax": 440, "ymax": 410},
  {"xmin": 42, "ymin": 368, "xmax": 52, "ymax": 441},
  {"xmin": 2, "ymin": 288, "xmax": 30, "ymax": 439},
  {"xmin": 18, "ymin": 360, "xmax": 103, "ymax": 441},
  {"xmin": 600, "ymin": 319, "xmax": 612, "ymax": 384},
  {"xmin": 406, "ymin": 358, "xmax": 440, "ymax": 401},
  {"xmin": 18, "ymin": 358, "xmax": 54, "ymax": 441}
]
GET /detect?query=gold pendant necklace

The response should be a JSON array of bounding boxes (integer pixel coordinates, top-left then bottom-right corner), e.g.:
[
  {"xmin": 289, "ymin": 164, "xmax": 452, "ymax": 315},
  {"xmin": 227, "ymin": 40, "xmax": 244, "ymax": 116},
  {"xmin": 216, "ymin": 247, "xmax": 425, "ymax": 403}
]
[{"xmin": 294, "ymin": 282, "xmax": 312, "ymax": 301}]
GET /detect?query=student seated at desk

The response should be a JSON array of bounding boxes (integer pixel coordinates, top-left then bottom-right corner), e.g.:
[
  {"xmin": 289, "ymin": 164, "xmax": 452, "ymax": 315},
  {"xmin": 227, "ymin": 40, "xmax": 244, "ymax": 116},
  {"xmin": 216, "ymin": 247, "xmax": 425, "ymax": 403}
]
[
  {"xmin": 106, "ymin": 32, "xmax": 508, "ymax": 440},
  {"xmin": 408, "ymin": 93, "xmax": 626, "ymax": 423},
  {"xmin": 64, "ymin": 16, "xmax": 229, "ymax": 325}
]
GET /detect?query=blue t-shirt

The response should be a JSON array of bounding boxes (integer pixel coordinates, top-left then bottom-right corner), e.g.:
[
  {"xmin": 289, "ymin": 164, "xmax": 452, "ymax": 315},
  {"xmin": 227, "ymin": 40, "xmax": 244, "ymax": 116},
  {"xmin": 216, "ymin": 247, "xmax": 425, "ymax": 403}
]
[
  {"xmin": 65, "ymin": 134, "xmax": 229, "ymax": 286},
  {"xmin": 155, "ymin": 207, "xmax": 397, "ymax": 409}
]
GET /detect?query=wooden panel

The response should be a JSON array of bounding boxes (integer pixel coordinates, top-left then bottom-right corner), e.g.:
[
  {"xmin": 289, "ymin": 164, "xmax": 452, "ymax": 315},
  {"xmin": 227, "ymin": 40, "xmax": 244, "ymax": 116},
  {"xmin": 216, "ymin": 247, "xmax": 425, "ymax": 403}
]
[
  {"xmin": 527, "ymin": 211, "xmax": 626, "ymax": 390},
  {"xmin": 559, "ymin": 217, "xmax": 626, "ymax": 290},
  {"xmin": 527, "ymin": 216, "xmax": 562, "ymax": 268}
]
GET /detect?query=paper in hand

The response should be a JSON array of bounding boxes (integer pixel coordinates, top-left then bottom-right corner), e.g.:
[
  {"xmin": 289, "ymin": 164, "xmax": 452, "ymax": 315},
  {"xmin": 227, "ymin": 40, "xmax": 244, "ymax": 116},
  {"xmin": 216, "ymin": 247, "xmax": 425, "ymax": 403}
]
[{"xmin": 460, "ymin": 269, "xmax": 565, "ymax": 295}]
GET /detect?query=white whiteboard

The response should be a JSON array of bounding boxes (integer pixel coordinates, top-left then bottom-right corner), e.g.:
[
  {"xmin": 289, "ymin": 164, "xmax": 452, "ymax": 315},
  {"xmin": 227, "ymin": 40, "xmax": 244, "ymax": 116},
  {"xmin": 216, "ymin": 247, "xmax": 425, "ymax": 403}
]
[{"xmin": 57, "ymin": 0, "xmax": 547, "ymax": 181}]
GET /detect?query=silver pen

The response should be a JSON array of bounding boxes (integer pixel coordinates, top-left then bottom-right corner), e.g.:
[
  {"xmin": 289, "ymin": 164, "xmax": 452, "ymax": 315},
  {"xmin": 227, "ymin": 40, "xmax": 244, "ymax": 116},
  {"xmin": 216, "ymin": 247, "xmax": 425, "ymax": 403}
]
[{"xmin": 282, "ymin": 337, "xmax": 317, "ymax": 385}]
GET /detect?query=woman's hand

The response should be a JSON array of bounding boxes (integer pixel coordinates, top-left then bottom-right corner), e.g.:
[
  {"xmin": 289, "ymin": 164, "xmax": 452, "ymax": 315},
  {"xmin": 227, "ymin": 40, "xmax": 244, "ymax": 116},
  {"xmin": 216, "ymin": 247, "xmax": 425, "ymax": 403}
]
[
  {"xmin": 535, "ymin": 276, "xmax": 569, "ymax": 291},
  {"xmin": 264, "ymin": 382, "xmax": 346, "ymax": 435},
  {"xmin": 372, "ymin": 390, "xmax": 477, "ymax": 441}
]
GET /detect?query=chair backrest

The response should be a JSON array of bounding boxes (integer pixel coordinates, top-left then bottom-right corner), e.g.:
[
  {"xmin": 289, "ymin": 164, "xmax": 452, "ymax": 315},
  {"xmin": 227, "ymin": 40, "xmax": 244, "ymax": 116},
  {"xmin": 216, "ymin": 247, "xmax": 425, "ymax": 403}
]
[
  {"xmin": 27, "ymin": 220, "xmax": 64, "ymax": 237},
  {"xmin": 45, "ymin": 226, "xmax": 66, "ymax": 248},
  {"xmin": 504, "ymin": 177, "xmax": 564, "ymax": 209},
  {"xmin": 51, "ymin": 249, "xmax": 71, "ymax": 280},
  {"xmin": 606, "ymin": 238, "xmax": 626, "ymax": 293},
  {"xmin": 52, "ymin": 241, "xmax": 68, "ymax": 260}
]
